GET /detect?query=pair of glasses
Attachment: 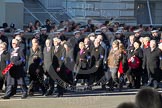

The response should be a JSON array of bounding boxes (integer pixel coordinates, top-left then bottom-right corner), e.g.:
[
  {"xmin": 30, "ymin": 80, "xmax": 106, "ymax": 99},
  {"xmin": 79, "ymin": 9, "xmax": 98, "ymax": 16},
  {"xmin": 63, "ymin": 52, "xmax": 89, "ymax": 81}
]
[{"xmin": 12, "ymin": 43, "xmax": 16, "ymax": 44}]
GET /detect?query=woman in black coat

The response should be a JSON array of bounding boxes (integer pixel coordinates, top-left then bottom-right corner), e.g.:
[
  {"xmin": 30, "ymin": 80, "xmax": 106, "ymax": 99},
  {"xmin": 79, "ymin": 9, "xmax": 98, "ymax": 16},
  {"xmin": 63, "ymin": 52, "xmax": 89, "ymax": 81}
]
[{"xmin": 127, "ymin": 40, "xmax": 143, "ymax": 89}]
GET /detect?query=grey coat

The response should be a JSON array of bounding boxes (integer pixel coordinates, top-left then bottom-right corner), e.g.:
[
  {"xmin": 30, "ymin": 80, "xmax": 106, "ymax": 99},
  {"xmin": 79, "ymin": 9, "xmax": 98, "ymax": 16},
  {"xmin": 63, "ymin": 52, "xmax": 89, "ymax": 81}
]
[{"xmin": 43, "ymin": 46, "xmax": 53, "ymax": 72}]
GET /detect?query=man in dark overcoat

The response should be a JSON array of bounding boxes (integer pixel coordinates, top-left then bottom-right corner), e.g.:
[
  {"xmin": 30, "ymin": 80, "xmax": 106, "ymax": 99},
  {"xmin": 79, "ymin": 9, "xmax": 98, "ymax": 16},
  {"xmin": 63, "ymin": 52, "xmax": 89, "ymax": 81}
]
[{"xmin": 2, "ymin": 39, "xmax": 27, "ymax": 99}]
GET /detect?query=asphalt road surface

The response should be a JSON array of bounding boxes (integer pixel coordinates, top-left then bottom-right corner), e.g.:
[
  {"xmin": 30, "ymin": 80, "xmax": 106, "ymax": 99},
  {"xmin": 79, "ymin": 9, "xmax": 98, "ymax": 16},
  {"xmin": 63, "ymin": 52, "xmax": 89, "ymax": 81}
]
[{"xmin": 0, "ymin": 85, "xmax": 162, "ymax": 108}]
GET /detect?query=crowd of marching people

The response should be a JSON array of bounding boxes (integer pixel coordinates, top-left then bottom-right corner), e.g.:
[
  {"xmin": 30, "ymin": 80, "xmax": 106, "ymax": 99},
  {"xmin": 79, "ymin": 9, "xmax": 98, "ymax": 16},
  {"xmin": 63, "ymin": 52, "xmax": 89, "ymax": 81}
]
[{"xmin": 0, "ymin": 19, "xmax": 162, "ymax": 99}]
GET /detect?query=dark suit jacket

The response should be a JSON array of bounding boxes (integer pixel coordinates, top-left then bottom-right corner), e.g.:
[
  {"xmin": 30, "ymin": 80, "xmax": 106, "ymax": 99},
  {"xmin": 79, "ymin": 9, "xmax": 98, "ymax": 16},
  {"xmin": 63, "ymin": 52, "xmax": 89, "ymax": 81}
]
[
  {"xmin": 52, "ymin": 45, "xmax": 64, "ymax": 70},
  {"xmin": 68, "ymin": 37, "xmax": 84, "ymax": 62},
  {"xmin": 9, "ymin": 47, "xmax": 26, "ymax": 78},
  {"xmin": 28, "ymin": 47, "xmax": 42, "ymax": 69},
  {"xmin": 144, "ymin": 47, "xmax": 161, "ymax": 71},
  {"xmin": 39, "ymin": 34, "xmax": 48, "ymax": 51},
  {"xmin": 51, "ymin": 45, "xmax": 67, "ymax": 81},
  {"xmin": 63, "ymin": 49, "xmax": 74, "ymax": 72},
  {"xmin": 90, "ymin": 45, "xmax": 105, "ymax": 79},
  {"xmin": 0, "ymin": 50, "xmax": 10, "ymax": 77},
  {"xmin": 91, "ymin": 45, "xmax": 105, "ymax": 68}
]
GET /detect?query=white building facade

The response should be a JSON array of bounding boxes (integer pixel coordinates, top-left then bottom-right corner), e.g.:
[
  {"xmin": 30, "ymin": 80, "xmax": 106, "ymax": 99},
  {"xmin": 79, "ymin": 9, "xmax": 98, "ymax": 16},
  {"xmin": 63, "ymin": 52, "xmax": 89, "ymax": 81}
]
[{"xmin": 39, "ymin": 0, "xmax": 162, "ymax": 25}]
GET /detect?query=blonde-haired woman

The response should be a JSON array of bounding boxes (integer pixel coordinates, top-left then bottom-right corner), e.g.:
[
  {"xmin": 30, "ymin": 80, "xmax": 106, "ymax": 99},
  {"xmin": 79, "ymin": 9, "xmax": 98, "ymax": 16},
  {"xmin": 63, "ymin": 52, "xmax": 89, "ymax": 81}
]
[
  {"xmin": 107, "ymin": 40, "xmax": 122, "ymax": 91},
  {"xmin": 74, "ymin": 42, "xmax": 89, "ymax": 85}
]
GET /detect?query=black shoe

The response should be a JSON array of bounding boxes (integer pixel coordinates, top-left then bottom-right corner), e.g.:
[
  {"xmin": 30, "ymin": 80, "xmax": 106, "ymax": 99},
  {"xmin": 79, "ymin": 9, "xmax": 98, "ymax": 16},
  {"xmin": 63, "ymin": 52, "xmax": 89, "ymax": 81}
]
[
  {"xmin": 28, "ymin": 92, "xmax": 34, "ymax": 96},
  {"xmin": 127, "ymin": 84, "xmax": 132, "ymax": 89},
  {"xmin": 153, "ymin": 80, "xmax": 158, "ymax": 89},
  {"xmin": 45, "ymin": 91, "xmax": 53, "ymax": 96},
  {"xmin": 55, "ymin": 94, "xmax": 63, "ymax": 98},
  {"xmin": 146, "ymin": 81, "xmax": 152, "ymax": 87},
  {"xmin": 101, "ymin": 85, "xmax": 106, "ymax": 90},
  {"xmin": 21, "ymin": 94, "xmax": 28, "ymax": 99},
  {"xmin": 1, "ymin": 96, "xmax": 10, "ymax": 99},
  {"xmin": 87, "ymin": 86, "xmax": 92, "ymax": 90},
  {"xmin": 81, "ymin": 82, "xmax": 85, "ymax": 86},
  {"xmin": 108, "ymin": 87, "xmax": 114, "ymax": 92},
  {"xmin": 118, "ymin": 84, "xmax": 122, "ymax": 92}
]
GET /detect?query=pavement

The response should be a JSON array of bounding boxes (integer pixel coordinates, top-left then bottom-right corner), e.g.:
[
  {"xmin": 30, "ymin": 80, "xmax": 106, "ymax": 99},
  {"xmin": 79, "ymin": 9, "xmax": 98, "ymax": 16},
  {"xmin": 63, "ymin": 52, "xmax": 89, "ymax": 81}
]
[
  {"xmin": 0, "ymin": 93, "xmax": 135, "ymax": 108},
  {"xmin": 0, "ymin": 85, "xmax": 162, "ymax": 108}
]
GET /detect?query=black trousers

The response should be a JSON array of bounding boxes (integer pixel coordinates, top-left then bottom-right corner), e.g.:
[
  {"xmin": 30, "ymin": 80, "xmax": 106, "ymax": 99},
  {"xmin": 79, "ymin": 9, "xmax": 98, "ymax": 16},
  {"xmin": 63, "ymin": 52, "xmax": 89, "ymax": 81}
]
[
  {"xmin": 0, "ymin": 76, "xmax": 4, "ymax": 90},
  {"xmin": 28, "ymin": 79, "xmax": 46, "ymax": 95},
  {"xmin": 127, "ymin": 68, "xmax": 141, "ymax": 88},
  {"xmin": 45, "ymin": 74, "xmax": 55, "ymax": 95},
  {"xmin": 5, "ymin": 85, "xmax": 27, "ymax": 97}
]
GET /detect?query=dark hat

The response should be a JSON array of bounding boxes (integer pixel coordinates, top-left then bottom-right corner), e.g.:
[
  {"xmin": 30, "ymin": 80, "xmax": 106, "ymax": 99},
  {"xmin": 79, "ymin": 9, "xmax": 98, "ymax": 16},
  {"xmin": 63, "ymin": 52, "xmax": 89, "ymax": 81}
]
[
  {"xmin": 3, "ymin": 23, "xmax": 8, "ymax": 28},
  {"xmin": 10, "ymin": 23, "xmax": 15, "ymax": 28},
  {"xmin": 46, "ymin": 19, "xmax": 50, "ymax": 22}
]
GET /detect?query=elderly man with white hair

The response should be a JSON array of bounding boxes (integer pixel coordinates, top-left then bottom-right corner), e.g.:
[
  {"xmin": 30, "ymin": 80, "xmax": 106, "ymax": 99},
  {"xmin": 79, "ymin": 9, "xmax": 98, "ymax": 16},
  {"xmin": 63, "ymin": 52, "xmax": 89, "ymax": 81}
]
[
  {"xmin": 2, "ymin": 39, "xmax": 27, "ymax": 99},
  {"xmin": 143, "ymin": 40, "xmax": 162, "ymax": 88},
  {"xmin": 48, "ymin": 37, "xmax": 65, "ymax": 97}
]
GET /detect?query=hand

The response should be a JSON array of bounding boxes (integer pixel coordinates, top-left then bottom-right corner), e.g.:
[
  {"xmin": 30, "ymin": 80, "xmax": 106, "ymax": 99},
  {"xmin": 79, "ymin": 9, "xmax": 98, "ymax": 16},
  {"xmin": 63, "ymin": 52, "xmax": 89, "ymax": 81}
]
[
  {"xmin": 95, "ymin": 65, "xmax": 99, "ymax": 68},
  {"xmin": 36, "ymin": 69, "xmax": 40, "ymax": 73},
  {"xmin": 142, "ymin": 66, "xmax": 145, "ymax": 70},
  {"xmin": 56, "ymin": 68, "xmax": 60, "ymax": 72},
  {"xmin": 130, "ymin": 57, "xmax": 134, "ymax": 62}
]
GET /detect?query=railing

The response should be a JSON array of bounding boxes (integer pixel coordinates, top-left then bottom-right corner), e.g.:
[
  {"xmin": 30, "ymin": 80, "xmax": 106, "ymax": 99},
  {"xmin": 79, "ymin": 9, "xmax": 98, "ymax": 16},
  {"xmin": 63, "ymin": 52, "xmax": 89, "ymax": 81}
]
[
  {"xmin": 37, "ymin": 1, "xmax": 60, "ymax": 23},
  {"xmin": 39, "ymin": 0, "xmax": 63, "ymax": 9},
  {"xmin": 24, "ymin": 6, "xmax": 44, "ymax": 25}
]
